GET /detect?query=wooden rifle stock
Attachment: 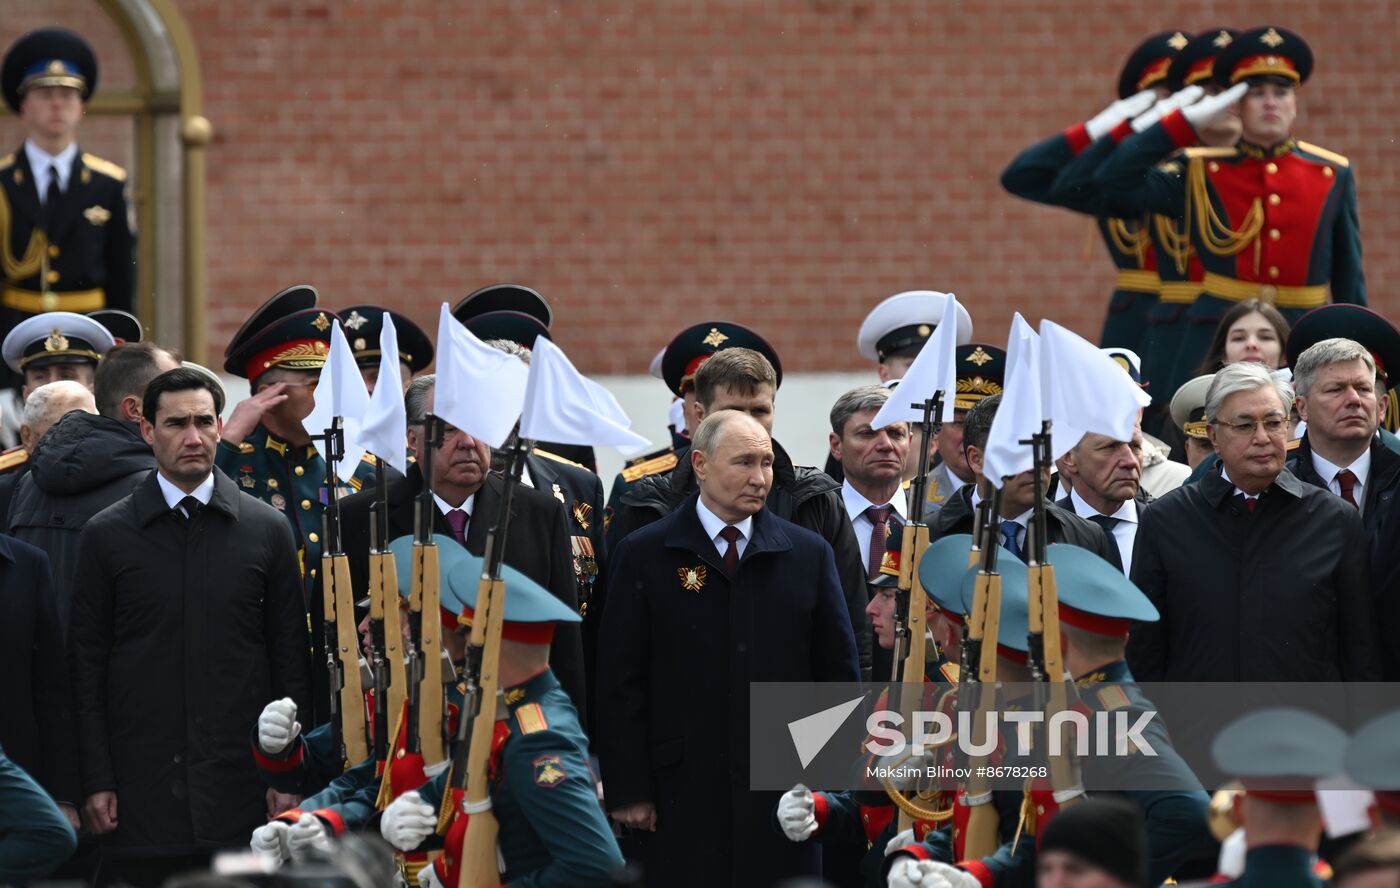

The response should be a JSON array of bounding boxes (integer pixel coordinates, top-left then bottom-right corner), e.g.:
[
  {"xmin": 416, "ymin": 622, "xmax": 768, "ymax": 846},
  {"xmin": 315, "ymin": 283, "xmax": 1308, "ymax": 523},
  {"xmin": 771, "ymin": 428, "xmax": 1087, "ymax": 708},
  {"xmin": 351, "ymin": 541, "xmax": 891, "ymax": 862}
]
[
  {"xmin": 325, "ymin": 549, "xmax": 369, "ymax": 766},
  {"xmin": 959, "ymin": 491, "xmax": 1003, "ymax": 860},
  {"xmin": 455, "ymin": 574, "xmax": 507, "ymax": 888},
  {"xmin": 894, "ymin": 523, "xmax": 932, "ymax": 833},
  {"xmin": 414, "ymin": 540, "xmax": 446, "ymax": 764}
]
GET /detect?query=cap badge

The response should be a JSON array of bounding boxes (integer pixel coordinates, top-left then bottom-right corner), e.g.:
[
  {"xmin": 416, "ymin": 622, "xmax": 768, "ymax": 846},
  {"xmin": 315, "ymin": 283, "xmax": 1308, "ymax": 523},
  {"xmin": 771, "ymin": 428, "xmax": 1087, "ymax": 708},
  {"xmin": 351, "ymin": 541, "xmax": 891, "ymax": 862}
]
[
  {"xmin": 1168, "ymin": 31, "xmax": 1189, "ymax": 51},
  {"xmin": 965, "ymin": 346, "xmax": 993, "ymax": 367},
  {"xmin": 46, "ymin": 60, "xmax": 66, "ymax": 75},
  {"xmin": 44, "ymin": 329, "xmax": 69, "ymax": 352},
  {"xmin": 83, "ymin": 205, "xmax": 111, "ymax": 226},
  {"xmin": 702, "ymin": 328, "xmax": 729, "ymax": 349},
  {"xmin": 1260, "ymin": 28, "xmax": 1284, "ymax": 48},
  {"xmin": 343, "ymin": 310, "xmax": 369, "ymax": 330},
  {"xmin": 1213, "ymin": 30, "xmax": 1234, "ymax": 48},
  {"xmin": 678, "ymin": 565, "xmax": 707, "ymax": 592},
  {"xmin": 311, "ymin": 312, "xmax": 331, "ymax": 332}
]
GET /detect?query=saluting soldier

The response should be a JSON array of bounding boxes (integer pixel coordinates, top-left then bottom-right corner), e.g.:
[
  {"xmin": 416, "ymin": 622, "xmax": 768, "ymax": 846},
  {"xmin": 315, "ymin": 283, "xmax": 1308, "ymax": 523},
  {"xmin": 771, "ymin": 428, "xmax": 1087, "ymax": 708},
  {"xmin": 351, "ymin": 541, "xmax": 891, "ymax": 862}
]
[
  {"xmin": 1001, "ymin": 31, "xmax": 1188, "ymax": 353},
  {"xmin": 915, "ymin": 343, "xmax": 1005, "ymax": 518},
  {"xmin": 1096, "ymin": 27, "xmax": 1364, "ymax": 383},
  {"xmin": 0, "ymin": 28, "xmax": 132, "ymax": 443},
  {"xmin": 216, "ymin": 285, "xmax": 378, "ymax": 723},
  {"xmin": 336, "ymin": 304, "xmax": 432, "ymax": 394}
]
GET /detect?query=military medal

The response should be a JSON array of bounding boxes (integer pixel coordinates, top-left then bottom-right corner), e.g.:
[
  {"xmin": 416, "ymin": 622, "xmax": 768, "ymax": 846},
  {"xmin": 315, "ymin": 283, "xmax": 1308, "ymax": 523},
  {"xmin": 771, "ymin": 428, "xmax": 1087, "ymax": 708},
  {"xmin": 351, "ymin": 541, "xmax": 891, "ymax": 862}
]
[
  {"xmin": 571, "ymin": 537, "xmax": 599, "ymax": 615},
  {"xmin": 271, "ymin": 493, "xmax": 286, "ymax": 511},
  {"xmin": 678, "ymin": 565, "xmax": 707, "ymax": 592},
  {"xmin": 571, "ymin": 500, "xmax": 593, "ymax": 530}
]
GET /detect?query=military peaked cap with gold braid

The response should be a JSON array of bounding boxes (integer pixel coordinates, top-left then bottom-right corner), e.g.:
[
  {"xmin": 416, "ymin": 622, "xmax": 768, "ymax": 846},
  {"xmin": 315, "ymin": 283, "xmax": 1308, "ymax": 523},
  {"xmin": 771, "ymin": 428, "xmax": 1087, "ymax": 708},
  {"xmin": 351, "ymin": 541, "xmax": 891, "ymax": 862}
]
[
  {"xmin": 659, "ymin": 321, "xmax": 783, "ymax": 397},
  {"xmin": 950, "ymin": 342, "xmax": 1005, "ymax": 411},
  {"xmin": 2, "ymin": 28, "xmax": 98, "ymax": 113},
  {"xmin": 1117, "ymin": 30, "xmax": 1190, "ymax": 99},
  {"xmin": 1167, "ymin": 28, "xmax": 1242, "ymax": 92},
  {"xmin": 222, "ymin": 285, "xmax": 330, "ymax": 381},
  {"xmin": 336, "ymin": 304, "xmax": 433, "ymax": 372},
  {"xmin": 1213, "ymin": 26, "xmax": 1313, "ymax": 87}
]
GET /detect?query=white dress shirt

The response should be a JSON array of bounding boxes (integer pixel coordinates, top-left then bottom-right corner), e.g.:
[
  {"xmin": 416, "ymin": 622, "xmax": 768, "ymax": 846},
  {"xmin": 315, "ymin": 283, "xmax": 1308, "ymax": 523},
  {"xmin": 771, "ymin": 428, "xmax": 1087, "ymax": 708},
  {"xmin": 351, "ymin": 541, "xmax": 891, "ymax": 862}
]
[
  {"xmin": 434, "ymin": 492, "xmax": 475, "ymax": 522},
  {"xmin": 1311, "ymin": 447, "xmax": 1371, "ymax": 511},
  {"xmin": 156, "ymin": 471, "xmax": 215, "ymax": 516},
  {"xmin": 841, "ymin": 480, "xmax": 909, "ymax": 570},
  {"xmin": 696, "ymin": 496, "xmax": 753, "ymax": 561},
  {"xmin": 25, "ymin": 139, "xmax": 78, "ymax": 204},
  {"xmin": 1219, "ymin": 467, "xmax": 1263, "ymax": 507},
  {"xmin": 1069, "ymin": 489, "xmax": 1139, "ymax": 576}
]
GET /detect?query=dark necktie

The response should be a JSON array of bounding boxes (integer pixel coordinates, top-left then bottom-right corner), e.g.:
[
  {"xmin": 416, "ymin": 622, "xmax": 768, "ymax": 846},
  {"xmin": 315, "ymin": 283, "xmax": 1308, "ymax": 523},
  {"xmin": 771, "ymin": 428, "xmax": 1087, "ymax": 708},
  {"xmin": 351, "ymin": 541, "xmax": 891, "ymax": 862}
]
[
  {"xmin": 445, "ymin": 508, "xmax": 468, "ymax": 546},
  {"xmin": 1088, "ymin": 514, "xmax": 1120, "ymax": 535},
  {"xmin": 1336, "ymin": 469, "xmax": 1358, "ymax": 508},
  {"xmin": 46, "ymin": 163, "xmax": 61, "ymax": 207},
  {"xmin": 174, "ymin": 495, "xmax": 201, "ymax": 522},
  {"xmin": 999, "ymin": 522, "xmax": 1021, "ymax": 559},
  {"xmin": 719, "ymin": 525, "xmax": 742, "ymax": 575},
  {"xmin": 864, "ymin": 504, "xmax": 895, "ymax": 579}
]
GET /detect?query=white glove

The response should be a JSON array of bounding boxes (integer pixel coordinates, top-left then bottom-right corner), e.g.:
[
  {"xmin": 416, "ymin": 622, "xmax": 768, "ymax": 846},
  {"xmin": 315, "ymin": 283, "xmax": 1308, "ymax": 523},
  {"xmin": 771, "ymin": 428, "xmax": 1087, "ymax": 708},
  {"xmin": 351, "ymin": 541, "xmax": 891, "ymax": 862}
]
[
  {"xmin": 250, "ymin": 821, "xmax": 290, "ymax": 863},
  {"xmin": 380, "ymin": 790, "xmax": 438, "ymax": 851},
  {"xmin": 1131, "ymin": 85, "xmax": 1205, "ymax": 132},
  {"xmin": 257, "ymin": 698, "xmax": 300, "ymax": 755},
  {"xmin": 287, "ymin": 813, "xmax": 332, "ymax": 856},
  {"xmin": 776, "ymin": 785, "xmax": 818, "ymax": 842},
  {"xmin": 888, "ymin": 859, "xmax": 980, "ymax": 888},
  {"xmin": 418, "ymin": 863, "xmax": 445, "ymax": 888},
  {"xmin": 1182, "ymin": 81, "xmax": 1249, "ymax": 129},
  {"xmin": 884, "ymin": 826, "xmax": 917, "ymax": 856},
  {"xmin": 1085, "ymin": 89, "xmax": 1158, "ymax": 140}
]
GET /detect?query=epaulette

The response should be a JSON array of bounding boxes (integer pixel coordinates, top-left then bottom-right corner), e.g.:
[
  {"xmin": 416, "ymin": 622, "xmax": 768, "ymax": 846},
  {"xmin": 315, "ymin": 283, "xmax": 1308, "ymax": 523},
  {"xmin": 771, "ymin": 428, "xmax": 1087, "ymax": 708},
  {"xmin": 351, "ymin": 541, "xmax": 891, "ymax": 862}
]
[
  {"xmin": 1097, "ymin": 685, "xmax": 1130, "ymax": 712},
  {"xmin": 531, "ymin": 447, "xmax": 587, "ymax": 470},
  {"xmin": 239, "ymin": 441, "xmax": 256, "ymax": 454},
  {"xmin": 939, "ymin": 661, "xmax": 960, "ymax": 685},
  {"xmin": 625, "ymin": 445, "xmax": 673, "ymax": 468},
  {"xmin": 515, "ymin": 702, "xmax": 548, "ymax": 734},
  {"xmin": 1183, "ymin": 146, "xmax": 1238, "ymax": 159},
  {"xmin": 1285, "ymin": 437, "xmax": 1302, "ymax": 452},
  {"xmin": 621, "ymin": 451, "xmax": 677, "ymax": 483},
  {"xmin": 360, "ymin": 452, "xmax": 379, "ymax": 468},
  {"xmin": 81, "ymin": 153, "xmax": 128, "ymax": 182},
  {"xmin": 0, "ymin": 446, "xmax": 27, "ymax": 471},
  {"xmin": 0, "ymin": 153, "xmax": 13, "ymax": 171},
  {"xmin": 1296, "ymin": 141, "xmax": 1350, "ymax": 169}
]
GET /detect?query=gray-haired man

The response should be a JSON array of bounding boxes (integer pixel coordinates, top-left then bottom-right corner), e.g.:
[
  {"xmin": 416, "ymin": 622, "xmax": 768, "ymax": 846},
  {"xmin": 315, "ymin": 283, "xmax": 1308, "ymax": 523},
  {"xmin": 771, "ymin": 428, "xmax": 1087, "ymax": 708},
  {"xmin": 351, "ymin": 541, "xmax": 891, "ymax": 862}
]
[{"xmin": 1127, "ymin": 361, "xmax": 1380, "ymax": 681}]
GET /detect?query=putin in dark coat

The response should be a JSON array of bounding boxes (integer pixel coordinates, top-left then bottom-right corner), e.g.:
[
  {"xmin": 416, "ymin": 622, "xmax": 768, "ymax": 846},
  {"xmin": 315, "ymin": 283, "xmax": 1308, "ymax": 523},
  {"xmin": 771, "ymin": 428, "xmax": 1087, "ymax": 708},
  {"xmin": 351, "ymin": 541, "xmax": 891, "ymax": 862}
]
[{"xmin": 598, "ymin": 410, "xmax": 860, "ymax": 888}]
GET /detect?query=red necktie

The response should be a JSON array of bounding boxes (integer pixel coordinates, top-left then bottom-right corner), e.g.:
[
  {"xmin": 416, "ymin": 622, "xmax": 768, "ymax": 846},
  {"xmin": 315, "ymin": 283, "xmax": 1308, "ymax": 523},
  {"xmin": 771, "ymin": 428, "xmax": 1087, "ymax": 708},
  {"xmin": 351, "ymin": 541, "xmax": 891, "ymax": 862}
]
[
  {"xmin": 445, "ymin": 508, "xmax": 468, "ymax": 545},
  {"xmin": 1245, "ymin": 497, "xmax": 1256, "ymax": 514},
  {"xmin": 719, "ymin": 525, "xmax": 742, "ymax": 575},
  {"xmin": 1336, "ymin": 469, "xmax": 1358, "ymax": 508},
  {"xmin": 865, "ymin": 504, "xmax": 894, "ymax": 579}
]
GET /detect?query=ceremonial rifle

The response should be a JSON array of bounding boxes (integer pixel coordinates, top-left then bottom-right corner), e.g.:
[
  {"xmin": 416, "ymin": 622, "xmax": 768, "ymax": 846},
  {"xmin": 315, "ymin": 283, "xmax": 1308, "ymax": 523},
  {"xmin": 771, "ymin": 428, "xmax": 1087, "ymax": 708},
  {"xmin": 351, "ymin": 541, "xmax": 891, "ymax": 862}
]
[
  {"xmin": 888, "ymin": 392, "xmax": 955, "ymax": 830},
  {"xmin": 317, "ymin": 417, "xmax": 369, "ymax": 769},
  {"xmin": 450, "ymin": 433, "xmax": 530, "ymax": 888},
  {"xmin": 959, "ymin": 485, "xmax": 1004, "ymax": 860},
  {"xmin": 405, "ymin": 415, "xmax": 447, "ymax": 768},
  {"xmin": 370, "ymin": 453, "xmax": 410, "ymax": 803},
  {"xmin": 1022, "ymin": 421, "xmax": 1084, "ymax": 824}
]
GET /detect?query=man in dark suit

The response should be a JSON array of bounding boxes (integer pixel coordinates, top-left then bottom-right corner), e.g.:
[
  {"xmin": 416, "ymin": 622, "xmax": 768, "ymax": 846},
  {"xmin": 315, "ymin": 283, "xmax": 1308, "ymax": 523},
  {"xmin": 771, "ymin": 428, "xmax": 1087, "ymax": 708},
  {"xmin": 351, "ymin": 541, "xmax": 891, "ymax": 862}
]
[
  {"xmin": 1056, "ymin": 414, "xmax": 1150, "ymax": 576},
  {"xmin": 68, "ymin": 368, "xmax": 309, "ymax": 885},
  {"xmin": 598, "ymin": 410, "xmax": 860, "ymax": 888},
  {"xmin": 0, "ymin": 533, "xmax": 79, "ymax": 836},
  {"xmin": 338, "ymin": 373, "xmax": 587, "ymax": 718},
  {"xmin": 928, "ymin": 393, "xmax": 1121, "ymax": 567}
]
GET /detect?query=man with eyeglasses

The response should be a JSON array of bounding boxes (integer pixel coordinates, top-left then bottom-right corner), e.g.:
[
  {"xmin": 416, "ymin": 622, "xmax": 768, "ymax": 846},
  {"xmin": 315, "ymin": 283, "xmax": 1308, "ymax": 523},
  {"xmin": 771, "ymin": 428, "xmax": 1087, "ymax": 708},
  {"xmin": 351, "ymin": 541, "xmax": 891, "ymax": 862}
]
[{"xmin": 1127, "ymin": 360, "xmax": 1380, "ymax": 681}]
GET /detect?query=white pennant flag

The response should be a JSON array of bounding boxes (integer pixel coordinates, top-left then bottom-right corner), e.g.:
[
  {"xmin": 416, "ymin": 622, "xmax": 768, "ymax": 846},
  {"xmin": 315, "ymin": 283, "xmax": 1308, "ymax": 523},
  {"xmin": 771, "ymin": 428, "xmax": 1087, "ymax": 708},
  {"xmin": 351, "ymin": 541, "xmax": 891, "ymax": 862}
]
[
  {"xmin": 433, "ymin": 303, "xmax": 529, "ymax": 448},
  {"xmin": 303, "ymin": 320, "xmax": 370, "ymax": 478},
  {"xmin": 870, "ymin": 292, "xmax": 961, "ymax": 429},
  {"xmin": 1039, "ymin": 321, "xmax": 1150, "ymax": 449},
  {"xmin": 982, "ymin": 314, "xmax": 1041, "ymax": 487},
  {"xmin": 519, "ymin": 337, "xmax": 652, "ymax": 455},
  {"xmin": 357, "ymin": 312, "xmax": 408, "ymax": 474}
]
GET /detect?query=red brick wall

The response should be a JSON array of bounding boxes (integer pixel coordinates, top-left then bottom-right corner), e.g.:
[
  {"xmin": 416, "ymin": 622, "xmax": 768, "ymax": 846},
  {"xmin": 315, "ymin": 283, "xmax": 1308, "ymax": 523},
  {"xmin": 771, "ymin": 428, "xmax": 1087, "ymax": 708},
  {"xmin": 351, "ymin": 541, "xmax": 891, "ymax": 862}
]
[{"xmin": 4, "ymin": 1, "xmax": 1395, "ymax": 373}]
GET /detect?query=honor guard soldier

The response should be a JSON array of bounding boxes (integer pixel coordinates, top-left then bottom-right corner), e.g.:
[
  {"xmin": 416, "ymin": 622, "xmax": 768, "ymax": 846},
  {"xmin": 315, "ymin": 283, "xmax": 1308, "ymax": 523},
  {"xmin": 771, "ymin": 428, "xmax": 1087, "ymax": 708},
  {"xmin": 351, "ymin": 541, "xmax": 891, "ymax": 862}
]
[
  {"xmin": 603, "ymin": 320, "xmax": 783, "ymax": 552},
  {"xmin": 378, "ymin": 545, "xmax": 624, "ymax": 888},
  {"xmin": 1208, "ymin": 708, "xmax": 1348, "ymax": 886},
  {"xmin": 336, "ymin": 305, "xmax": 432, "ymax": 394},
  {"xmin": 452, "ymin": 282, "xmax": 598, "ymax": 472},
  {"xmin": 0, "ymin": 29, "xmax": 134, "ymax": 337},
  {"xmin": 1001, "ymin": 32, "xmax": 1188, "ymax": 353},
  {"xmin": 1345, "ymin": 711, "xmax": 1400, "ymax": 831},
  {"xmin": 0, "ymin": 310, "xmax": 114, "ymax": 480},
  {"xmin": 216, "ymin": 286, "xmax": 378, "ymax": 723},
  {"xmin": 1097, "ymin": 27, "xmax": 1364, "ymax": 385}
]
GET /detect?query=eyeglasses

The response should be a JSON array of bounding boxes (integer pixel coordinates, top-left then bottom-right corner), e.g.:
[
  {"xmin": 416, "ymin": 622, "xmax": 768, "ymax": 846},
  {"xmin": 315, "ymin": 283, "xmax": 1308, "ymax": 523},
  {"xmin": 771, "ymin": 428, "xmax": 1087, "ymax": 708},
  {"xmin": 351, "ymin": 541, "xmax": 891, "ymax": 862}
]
[{"xmin": 1214, "ymin": 417, "xmax": 1287, "ymax": 437}]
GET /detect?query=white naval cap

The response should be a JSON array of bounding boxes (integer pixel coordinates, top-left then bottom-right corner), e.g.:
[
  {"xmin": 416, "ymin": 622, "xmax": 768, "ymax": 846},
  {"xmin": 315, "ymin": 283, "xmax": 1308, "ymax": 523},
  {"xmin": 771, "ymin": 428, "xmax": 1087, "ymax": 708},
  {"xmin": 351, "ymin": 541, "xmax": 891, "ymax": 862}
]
[
  {"xmin": 857, "ymin": 290, "xmax": 973, "ymax": 363},
  {"xmin": 2, "ymin": 310, "xmax": 115, "ymax": 374}
]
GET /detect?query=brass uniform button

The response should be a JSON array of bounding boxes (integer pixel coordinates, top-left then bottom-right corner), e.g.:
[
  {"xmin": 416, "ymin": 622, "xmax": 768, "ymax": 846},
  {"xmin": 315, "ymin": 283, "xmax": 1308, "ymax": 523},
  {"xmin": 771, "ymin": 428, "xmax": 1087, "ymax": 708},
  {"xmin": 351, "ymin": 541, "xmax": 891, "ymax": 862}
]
[
  {"xmin": 1259, "ymin": 284, "xmax": 1279, "ymax": 302},
  {"xmin": 1269, "ymin": 229, "xmax": 1281, "ymax": 241},
  {"xmin": 1268, "ymin": 266, "xmax": 1281, "ymax": 279},
  {"xmin": 308, "ymin": 532, "xmax": 319, "ymax": 544},
  {"xmin": 46, "ymin": 270, "xmax": 60, "ymax": 283},
  {"xmin": 1265, "ymin": 162, "xmax": 1278, "ymax": 174},
  {"xmin": 267, "ymin": 479, "xmax": 279, "ymax": 490},
  {"xmin": 47, "ymin": 244, "xmax": 60, "ymax": 258},
  {"xmin": 301, "ymin": 499, "xmax": 312, "ymax": 510},
  {"xmin": 40, "ymin": 292, "xmax": 59, "ymax": 310},
  {"xmin": 1208, "ymin": 161, "xmax": 1220, "ymax": 173},
  {"xmin": 294, "ymin": 466, "xmax": 305, "ymax": 476},
  {"xmin": 1323, "ymin": 167, "xmax": 1334, "ymax": 178},
  {"xmin": 1268, "ymin": 193, "xmax": 1281, "ymax": 206}
]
